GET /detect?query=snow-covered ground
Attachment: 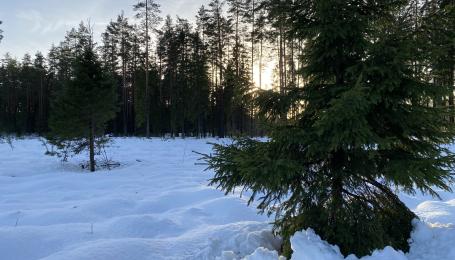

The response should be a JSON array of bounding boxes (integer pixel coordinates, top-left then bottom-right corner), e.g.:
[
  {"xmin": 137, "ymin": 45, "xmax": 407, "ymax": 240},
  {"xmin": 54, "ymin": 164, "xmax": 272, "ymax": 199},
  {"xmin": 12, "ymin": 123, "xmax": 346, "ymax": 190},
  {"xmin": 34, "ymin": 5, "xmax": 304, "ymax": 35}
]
[{"xmin": 0, "ymin": 138, "xmax": 454, "ymax": 260}]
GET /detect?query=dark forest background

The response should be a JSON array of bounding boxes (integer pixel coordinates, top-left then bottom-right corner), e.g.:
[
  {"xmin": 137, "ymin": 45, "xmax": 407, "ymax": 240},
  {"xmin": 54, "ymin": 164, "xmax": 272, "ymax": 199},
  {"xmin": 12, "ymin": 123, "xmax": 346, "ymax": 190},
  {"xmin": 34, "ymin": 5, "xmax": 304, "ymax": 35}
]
[{"xmin": 0, "ymin": 0, "xmax": 453, "ymax": 138}]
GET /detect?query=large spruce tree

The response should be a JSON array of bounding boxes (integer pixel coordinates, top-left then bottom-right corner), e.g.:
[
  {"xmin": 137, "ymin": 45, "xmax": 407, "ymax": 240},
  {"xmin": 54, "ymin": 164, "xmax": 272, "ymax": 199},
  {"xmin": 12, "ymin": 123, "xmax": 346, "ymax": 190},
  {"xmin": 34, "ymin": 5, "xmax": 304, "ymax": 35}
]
[
  {"xmin": 204, "ymin": 0, "xmax": 455, "ymax": 257},
  {"xmin": 48, "ymin": 46, "xmax": 117, "ymax": 172}
]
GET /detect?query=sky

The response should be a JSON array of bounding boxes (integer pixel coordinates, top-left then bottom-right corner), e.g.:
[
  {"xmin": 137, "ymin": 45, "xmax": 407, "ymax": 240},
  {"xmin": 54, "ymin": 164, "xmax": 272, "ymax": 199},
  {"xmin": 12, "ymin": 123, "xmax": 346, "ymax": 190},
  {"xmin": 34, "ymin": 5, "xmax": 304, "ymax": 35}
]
[
  {"xmin": 0, "ymin": 0, "xmax": 207, "ymax": 59},
  {"xmin": 0, "ymin": 0, "xmax": 275, "ymax": 89}
]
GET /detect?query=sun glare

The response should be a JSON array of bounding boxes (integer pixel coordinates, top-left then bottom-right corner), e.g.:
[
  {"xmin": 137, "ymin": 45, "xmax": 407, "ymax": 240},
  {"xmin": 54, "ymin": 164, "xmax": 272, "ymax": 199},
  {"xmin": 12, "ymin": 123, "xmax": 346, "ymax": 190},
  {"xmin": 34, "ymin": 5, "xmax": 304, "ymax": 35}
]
[{"xmin": 253, "ymin": 60, "xmax": 276, "ymax": 90}]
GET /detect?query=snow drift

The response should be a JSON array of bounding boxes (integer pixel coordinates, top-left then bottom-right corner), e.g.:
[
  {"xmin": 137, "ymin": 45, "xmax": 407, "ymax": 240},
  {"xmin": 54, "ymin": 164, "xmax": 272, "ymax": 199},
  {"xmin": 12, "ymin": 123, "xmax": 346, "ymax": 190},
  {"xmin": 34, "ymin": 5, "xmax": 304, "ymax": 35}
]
[{"xmin": 0, "ymin": 138, "xmax": 454, "ymax": 259}]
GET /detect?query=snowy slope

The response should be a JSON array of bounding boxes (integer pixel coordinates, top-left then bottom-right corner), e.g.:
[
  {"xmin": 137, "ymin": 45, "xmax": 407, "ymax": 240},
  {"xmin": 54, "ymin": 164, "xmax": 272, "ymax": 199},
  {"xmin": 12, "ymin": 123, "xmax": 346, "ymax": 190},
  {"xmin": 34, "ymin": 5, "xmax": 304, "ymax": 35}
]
[{"xmin": 0, "ymin": 138, "xmax": 454, "ymax": 260}]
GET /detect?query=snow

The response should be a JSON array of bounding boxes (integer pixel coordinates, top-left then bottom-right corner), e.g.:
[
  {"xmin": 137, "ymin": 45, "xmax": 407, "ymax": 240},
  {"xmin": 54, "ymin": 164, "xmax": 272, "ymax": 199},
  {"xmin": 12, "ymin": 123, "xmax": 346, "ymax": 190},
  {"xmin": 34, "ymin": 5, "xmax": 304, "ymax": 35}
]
[
  {"xmin": 289, "ymin": 229, "xmax": 409, "ymax": 260},
  {"xmin": 290, "ymin": 229, "xmax": 346, "ymax": 260},
  {"xmin": 0, "ymin": 138, "xmax": 454, "ymax": 260},
  {"xmin": 0, "ymin": 138, "xmax": 279, "ymax": 260},
  {"xmin": 288, "ymin": 220, "xmax": 455, "ymax": 260},
  {"xmin": 289, "ymin": 184, "xmax": 455, "ymax": 260}
]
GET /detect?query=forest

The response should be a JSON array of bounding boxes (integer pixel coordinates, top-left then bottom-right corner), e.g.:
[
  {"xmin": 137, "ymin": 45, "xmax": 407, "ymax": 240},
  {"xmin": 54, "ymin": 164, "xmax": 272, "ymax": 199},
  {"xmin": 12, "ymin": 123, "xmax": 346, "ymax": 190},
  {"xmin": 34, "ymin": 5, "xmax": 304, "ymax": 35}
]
[
  {"xmin": 0, "ymin": 0, "xmax": 286, "ymax": 138},
  {"xmin": 1, "ymin": 1, "xmax": 451, "ymax": 139},
  {"xmin": 0, "ymin": 0, "xmax": 455, "ymax": 259}
]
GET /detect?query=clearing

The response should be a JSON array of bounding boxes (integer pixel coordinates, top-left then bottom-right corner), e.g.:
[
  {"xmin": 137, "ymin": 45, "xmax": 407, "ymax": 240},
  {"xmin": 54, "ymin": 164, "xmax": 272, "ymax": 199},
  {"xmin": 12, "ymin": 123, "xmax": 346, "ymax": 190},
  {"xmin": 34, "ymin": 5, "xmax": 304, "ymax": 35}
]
[{"xmin": 0, "ymin": 138, "xmax": 454, "ymax": 260}]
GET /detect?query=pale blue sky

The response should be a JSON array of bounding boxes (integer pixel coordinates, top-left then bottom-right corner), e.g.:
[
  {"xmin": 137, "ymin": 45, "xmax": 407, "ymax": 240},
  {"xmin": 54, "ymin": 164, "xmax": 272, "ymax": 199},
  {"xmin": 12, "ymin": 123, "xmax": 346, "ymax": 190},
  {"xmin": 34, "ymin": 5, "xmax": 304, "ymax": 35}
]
[{"xmin": 0, "ymin": 0, "xmax": 206, "ymax": 59}]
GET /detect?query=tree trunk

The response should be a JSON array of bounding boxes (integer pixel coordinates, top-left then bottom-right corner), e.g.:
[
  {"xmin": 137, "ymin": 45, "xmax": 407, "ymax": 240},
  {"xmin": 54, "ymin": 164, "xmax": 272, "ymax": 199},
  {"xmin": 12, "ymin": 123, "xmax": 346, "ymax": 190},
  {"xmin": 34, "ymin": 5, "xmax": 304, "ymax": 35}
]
[
  {"xmin": 159, "ymin": 55, "xmax": 163, "ymax": 136},
  {"xmin": 449, "ymin": 46, "xmax": 454, "ymax": 123},
  {"xmin": 145, "ymin": 0, "xmax": 151, "ymax": 137},
  {"xmin": 89, "ymin": 119, "xmax": 96, "ymax": 172},
  {"xmin": 329, "ymin": 150, "xmax": 344, "ymax": 226},
  {"xmin": 279, "ymin": 27, "xmax": 284, "ymax": 94},
  {"xmin": 251, "ymin": 0, "xmax": 255, "ymax": 84},
  {"xmin": 236, "ymin": 1, "xmax": 240, "ymax": 77},
  {"xmin": 122, "ymin": 39, "xmax": 128, "ymax": 136},
  {"xmin": 259, "ymin": 37, "xmax": 263, "ymax": 89},
  {"xmin": 38, "ymin": 72, "xmax": 44, "ymax": 134}
]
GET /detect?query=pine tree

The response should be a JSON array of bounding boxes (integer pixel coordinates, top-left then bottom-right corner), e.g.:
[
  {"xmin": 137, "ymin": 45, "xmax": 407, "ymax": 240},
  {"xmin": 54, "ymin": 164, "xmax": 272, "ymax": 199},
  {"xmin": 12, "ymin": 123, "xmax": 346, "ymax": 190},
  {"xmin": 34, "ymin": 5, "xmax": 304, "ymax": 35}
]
[
  {"xmin": 48, "ymin": 46, "xmax": 117, "ymax": 172},
  {"xmin": 187, "ymin": 31, "xmax": 211, "ymax": 137},
  {"xmin": 421, "ymin": 1, "xmax": 455, "ymax": 115},
  {"xmin": 204, "ymin": 0, "xmax": 235, "ymax": 137},
  {"xmin": 0, "ymin": 21, "xmax": 13, "ymax": 145},
  {"xmin": 204, "ymin": 0, "xmax": 455, "ymax": 257},
  {"xmin": 134, "ymin": 0, "xmax": 161, "ymax": 137},
  {"xmin": 33, "ymin": 52, "xmax": 49, "ymax": 134},
  {"xmin": 21, "ymin": 53, "xmax": 36, "ymax": 133},
  {"xmin": 103, "ymin": 13, "xmax": 135, "ymax": 135},
  {"xmin": 0, "ymin": 54, "xmax": 22, "ymax": 134}
]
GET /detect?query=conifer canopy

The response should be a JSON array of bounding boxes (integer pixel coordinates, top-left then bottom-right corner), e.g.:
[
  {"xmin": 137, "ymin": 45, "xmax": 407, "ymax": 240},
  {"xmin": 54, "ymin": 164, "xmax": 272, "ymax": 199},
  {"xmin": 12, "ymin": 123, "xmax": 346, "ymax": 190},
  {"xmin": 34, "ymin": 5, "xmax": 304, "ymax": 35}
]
[
  {"xmin": 48, "ymin": 46, "xmax": 117, "ymax": 172},
  {"xmin": 204, "ymin": 0, "xmax": 455, "ymax": 257}
]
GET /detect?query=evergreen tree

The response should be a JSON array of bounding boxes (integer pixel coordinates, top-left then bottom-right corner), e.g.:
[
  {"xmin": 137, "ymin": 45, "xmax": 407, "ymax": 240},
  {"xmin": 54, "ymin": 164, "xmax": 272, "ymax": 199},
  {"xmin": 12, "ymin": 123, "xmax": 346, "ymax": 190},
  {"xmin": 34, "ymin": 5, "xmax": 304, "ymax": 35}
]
[
  {"xmin": 134, "ymin": 0, "xmax": 161, "ymax": 137},
  {"xmin": 203, "ymin": 0, "xmax": 455, "ymax": 257},
  {"xmin": 187, "ymin": 31, "xmax": 211, "ymax": 137},
  {"xmin": 48, "ymin": 46, "xmax": 117, "ymax": 172},
  {"xmin": 103, "ymin": 13, "xmax": 135, "ymax": 135},
  {"xmin": 33, "ymin": 52, "xmax": 49, "ymax": 134},
  {"xmin": 0, "ymin": 53, "xmax": 49, "ymax": 135},
  {"xmin": 0, "ymin": 54, "xmax": 22, "ymax": 134},
  {"xmin": 21, "ymin": 53, "xmax": 35, "ymax": 133},
  {"xmin": 0, "ymin": 3, "xmax": 264, "ymax": 138},
  {"xmin": 153, "ymin": 15, "xmax": 214, "ymax": 137},
  {"xmin": 421, "ymin": 0, "xmax": 455, "ymax": 114}
]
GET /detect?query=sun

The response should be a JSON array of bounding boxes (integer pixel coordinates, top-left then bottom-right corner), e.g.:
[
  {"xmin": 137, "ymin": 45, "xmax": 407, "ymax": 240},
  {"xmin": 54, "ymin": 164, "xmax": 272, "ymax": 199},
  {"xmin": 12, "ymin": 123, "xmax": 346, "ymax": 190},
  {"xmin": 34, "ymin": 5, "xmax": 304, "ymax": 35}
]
[{"xmin": 253, "ymin": 60, "xmax": 276, "ymax": 90}]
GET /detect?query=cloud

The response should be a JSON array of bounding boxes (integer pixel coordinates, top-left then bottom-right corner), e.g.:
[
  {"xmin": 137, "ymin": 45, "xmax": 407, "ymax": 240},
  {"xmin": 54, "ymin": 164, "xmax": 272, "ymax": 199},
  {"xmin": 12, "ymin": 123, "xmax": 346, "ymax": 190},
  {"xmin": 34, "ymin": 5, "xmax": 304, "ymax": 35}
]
[
  {"xmin": 41, "ymin": 20, "xmax": 79, "ymax": 34},
  {"xmin": 175, "ymin": 0, "xmax": 204, "ymax": 14},
  {"xmin": 2, "ymin": 0, "xmax": 208, "ymax": 58},
  {"xmin": 16, "ymin": 9, "xmax": 81, "ymax": 35},
  {"xmin": 16, "ymin": 9, "xmax": 44, "ymax": 33},
  {"xmin": 158, "ymin": 0, "xmax": 206, "ymax": 21}
]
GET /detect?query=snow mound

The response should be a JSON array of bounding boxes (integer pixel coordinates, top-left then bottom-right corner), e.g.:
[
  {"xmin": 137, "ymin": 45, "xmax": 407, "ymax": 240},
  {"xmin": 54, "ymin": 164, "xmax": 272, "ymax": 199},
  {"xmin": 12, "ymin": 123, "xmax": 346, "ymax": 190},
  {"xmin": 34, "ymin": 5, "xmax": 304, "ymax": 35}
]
[
  {"xmin": 217, "ymin": 247, "xmax": 283, "ymax": 260},
  {"xmin": 289, "ymin": 199, "xmax": 455, "ymax": 260},
  {"xmin": 414, "ymin": 199, "xmax": 455, "ymax": 224},
  {"xmin": 407, "ymin": 212, "xmax": 455, "ymax": 260},
  {"xmin": 290, "ymin": 229, "xmax": 344, "ymax": 260},
  {"xmin": 289, "ymin": 229, "xmax": 406, "ymax": 260},
  {"xmin": 242, "ymin": 247, "xmax": 283, "ymax": 260}
]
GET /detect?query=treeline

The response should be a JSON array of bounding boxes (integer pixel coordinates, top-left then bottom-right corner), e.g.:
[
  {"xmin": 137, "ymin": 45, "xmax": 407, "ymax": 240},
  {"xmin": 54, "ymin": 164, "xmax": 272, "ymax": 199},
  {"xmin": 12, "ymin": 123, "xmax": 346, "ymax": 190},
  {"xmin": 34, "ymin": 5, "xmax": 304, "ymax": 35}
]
[
  {"xmin": 0, "ymin": 0, "xmax": 266, "ymax": 138},
  {"xmin": 0, "ymin": 0, "xmax": 453, "ymax": 138}
]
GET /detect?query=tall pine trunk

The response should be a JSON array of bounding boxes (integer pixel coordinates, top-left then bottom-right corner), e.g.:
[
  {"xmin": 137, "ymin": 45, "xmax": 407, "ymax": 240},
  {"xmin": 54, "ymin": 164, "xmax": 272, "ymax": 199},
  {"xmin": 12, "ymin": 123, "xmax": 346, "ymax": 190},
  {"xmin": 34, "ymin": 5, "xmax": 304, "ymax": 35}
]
[
  {"xmin": 122, "ymin": 39, "xmax": 128, "ymax": 135},
  {"xmin": 145, "ymin": 0, "xmax": 151, "ymax": 137},
  {"xmin": 449, "ymin": 46, "xmax": 454, "ymax": 123},
  {"xmin": 251, "ymin": 0, "xmax": 255, "ymax": 84},
  {"xmin": 89, "ymin": 119, "xmax": 96, "ymax": 172},
  {"xmin": 38, "ymin": 72, "xmax": 45, "ymax": 134},
  {"xmin": 259, "ymin": 37, "xmax": 263, "ymax": 89}
]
